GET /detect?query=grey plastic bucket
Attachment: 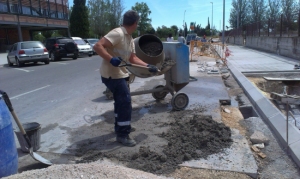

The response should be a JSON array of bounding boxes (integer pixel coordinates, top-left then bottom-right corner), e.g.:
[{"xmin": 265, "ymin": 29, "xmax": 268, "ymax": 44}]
[{"xmin": 15, "ymin": 122, "xmax": 41, "ymax": 153}]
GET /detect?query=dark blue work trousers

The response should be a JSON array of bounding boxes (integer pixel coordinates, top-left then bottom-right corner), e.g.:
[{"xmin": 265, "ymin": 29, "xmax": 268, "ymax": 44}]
[{"xmin": 101, "ymin": 77, "xmax": 132, "ymax": 137}]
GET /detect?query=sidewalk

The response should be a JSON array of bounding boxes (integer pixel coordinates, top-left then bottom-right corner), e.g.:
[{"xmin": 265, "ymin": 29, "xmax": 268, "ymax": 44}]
[{"xmin": 219, "ymin": 44, "xmax": 300, "ymax": 169}]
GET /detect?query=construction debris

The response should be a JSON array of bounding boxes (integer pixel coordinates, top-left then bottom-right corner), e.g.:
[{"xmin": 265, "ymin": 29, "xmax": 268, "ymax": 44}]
[
  {"xmin": 258, "ymin": 152, "xmax": 267, "ymax": 159},
  {"xmin": 251, "ymin": 146, "xmax": 260, "ymax": 153},
  {"xmin": 250, "ymin": 131, "xmax": 270, "ymax": 145}
]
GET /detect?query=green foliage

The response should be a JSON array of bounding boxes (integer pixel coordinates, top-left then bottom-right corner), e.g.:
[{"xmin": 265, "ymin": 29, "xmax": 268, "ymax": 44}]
[
  {"xmin": 32, "ymin": 32, "xmax": 45, "ymax": 42},
  {"xmin": 41, "ymin": 31, "xmax": 53, "ymax": 38},
  {"xmin": 69, "ymin": 0, "xmax": 90, "ymax": 38},
  {"xmin": 156, "ymin": 25, "xmax": 175, "ymax": 38},
  {"xmin": 170, "ymin": 25, "xmax": 178, "ymax": 36},
  {"xmin": 88, "ymin": 0, "xmax": 124, "ymax": 37},
  {"xmin": 131, "ymin": 2, "xmax": 152, "ymax": 35}
]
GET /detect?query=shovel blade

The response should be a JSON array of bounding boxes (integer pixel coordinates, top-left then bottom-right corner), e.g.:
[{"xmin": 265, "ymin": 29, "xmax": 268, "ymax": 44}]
[{"xmin": 29, "ymin": 148, "xmax": 52, "ymax": 165}]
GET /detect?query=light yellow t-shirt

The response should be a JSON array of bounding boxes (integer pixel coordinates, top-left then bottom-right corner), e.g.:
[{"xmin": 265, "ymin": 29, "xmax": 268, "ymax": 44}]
[{"xmin": 100, "ymin": 27, "xmax": 135, "ymax": 79}]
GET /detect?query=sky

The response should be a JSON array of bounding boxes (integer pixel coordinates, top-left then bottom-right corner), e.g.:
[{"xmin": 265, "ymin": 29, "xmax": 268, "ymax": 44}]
[{"xmin": 69, "ymin": 0, "xmax": 233, "ymax": 31}]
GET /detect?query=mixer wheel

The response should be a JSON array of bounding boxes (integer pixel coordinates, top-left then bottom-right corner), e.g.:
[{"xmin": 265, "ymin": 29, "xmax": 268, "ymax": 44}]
[
  {"xmin": 171, "ymin": 93, "xmax": 189, "ymax": 110},
  {"xmin": 152, "ymin": 85, "xmax": 168, "ymax": 100}
]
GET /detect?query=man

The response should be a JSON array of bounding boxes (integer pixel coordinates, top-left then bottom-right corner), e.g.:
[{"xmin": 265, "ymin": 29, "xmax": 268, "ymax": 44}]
[
  {"xmin": 177, "ymin": 33, "xmax": 186, "ymax": 44},
  {"xmin": 93, "ymin": 10, "xmax": 158, "ymax": 147}
]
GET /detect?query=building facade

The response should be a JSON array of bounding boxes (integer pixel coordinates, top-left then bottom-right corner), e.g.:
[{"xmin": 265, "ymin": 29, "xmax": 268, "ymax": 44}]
[{"xmin": 0, "ymin": 0, "xmax": 70, "ymax": 52}]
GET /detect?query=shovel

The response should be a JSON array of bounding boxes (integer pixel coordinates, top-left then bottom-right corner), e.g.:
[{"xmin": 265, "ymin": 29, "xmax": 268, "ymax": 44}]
[
  {"xmin": 0, "ymin": 90, "xmax": 52, "ymax": 165},
  {"xmin": 117, "ymin": 57, "xmax": 161, "ymax": 73}
]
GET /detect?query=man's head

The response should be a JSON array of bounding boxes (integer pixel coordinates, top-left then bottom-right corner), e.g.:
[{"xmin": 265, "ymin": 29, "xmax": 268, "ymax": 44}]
[
  {"xmin": 179, "ymin": 33, "xmax": 182, "ymax": 36},
  {"xmin": 123, "ymin": 10, "xmax": 140, "ymax": 26}
]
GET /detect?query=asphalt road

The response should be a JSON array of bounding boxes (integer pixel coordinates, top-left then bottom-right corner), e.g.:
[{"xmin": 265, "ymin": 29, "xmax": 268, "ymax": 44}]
[{"xmin": 0, "ymin": 55, "xmax": 105, "ymax": 128}]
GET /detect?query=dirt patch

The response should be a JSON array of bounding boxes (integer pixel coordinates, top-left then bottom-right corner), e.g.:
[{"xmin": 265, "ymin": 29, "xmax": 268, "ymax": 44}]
[
  {"xmin": 76, "ymin": 112, "xmax": 232, "ymax": 175},
  {"xmin": 221, "ymin": 106, "xmax": 246, "ymax": 135},
  {"xmin": 140, "ymin": 42, "xmax": 163, "ymax": 56}
]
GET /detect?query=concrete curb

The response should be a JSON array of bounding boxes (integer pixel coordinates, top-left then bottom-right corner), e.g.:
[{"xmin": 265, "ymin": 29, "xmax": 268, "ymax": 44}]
[{"xmin": 226, "ymin": 59, "xmax": 300, "ymax": 169}]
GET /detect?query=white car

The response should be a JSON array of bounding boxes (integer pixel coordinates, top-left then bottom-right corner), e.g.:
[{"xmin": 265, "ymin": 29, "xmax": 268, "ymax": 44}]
[
  {"xmin": 84, "ymin": 38, "xmax": 99, "ymax": 55},
  {"xmin": 71, "ymin": 37, "xmax": 93, "ymax": 57},
  {"xmin": 7, "ymin": 41, "xmax": 49, "ymax": 67}
]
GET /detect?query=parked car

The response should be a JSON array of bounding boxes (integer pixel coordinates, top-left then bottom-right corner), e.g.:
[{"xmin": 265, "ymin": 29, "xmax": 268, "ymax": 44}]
[
  {"xmin": 186, "ymin": 33, "xmax": 197, "ymax": 45},
  {"xmin": 83, "ymin": 38, "xmax": 99, "ymax": 55},
  {"xmin": 45, "ymin": 37, "xmax": 78, "ymax": 61},
  {"xmin": 7, "ymin": 41, "xmax": 49, "ymax": 67},
  {"xmin": 71, "ymin": 37, "xmax": 93, "ymax": 57}
]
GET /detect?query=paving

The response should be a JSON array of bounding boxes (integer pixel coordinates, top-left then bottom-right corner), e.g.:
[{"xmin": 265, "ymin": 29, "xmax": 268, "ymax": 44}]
[
  {"xmin": 216, "ymin": 45, "xmax": 300, "ymax": 170},
  {"xmin": 1, "ymin": 43, "xmax": 300, "ymax": 178}
]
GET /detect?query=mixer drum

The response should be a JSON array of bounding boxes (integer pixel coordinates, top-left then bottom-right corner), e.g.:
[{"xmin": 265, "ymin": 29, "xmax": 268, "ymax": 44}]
[{"xmin": 127, "ymin": 34, "xmax": 165, "ymax": 78}]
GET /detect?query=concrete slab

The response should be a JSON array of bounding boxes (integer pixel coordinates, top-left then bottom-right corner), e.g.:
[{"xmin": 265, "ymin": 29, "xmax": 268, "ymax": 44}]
[
  {"xmin": 222, "ymin": 45, "xmax": 300, "ymax": 170},
  {"xmin": 180, "ymin": 129, "xmax": 258, "ymax": 178}
]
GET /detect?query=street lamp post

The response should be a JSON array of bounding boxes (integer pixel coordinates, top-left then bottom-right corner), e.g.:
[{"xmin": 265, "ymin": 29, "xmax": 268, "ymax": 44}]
[
  {"xmin": 222, "ymin": 0, "xmax": 225, "ymax": 49},
  {"xmin": 210, "ymin": 2, "xmax": 213, "ymax": 36},
  {"xmin": 183, "ymin": 10, "xmax": 186, "ymax": 37}
]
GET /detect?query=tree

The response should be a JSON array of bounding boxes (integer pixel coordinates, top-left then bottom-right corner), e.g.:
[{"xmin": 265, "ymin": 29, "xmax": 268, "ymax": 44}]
[
  {"xmin": 229, "ymin": 0, "xmax": 250, "ymax": 28},
  {"xmin": 107, "ymin": 0, "xmax": 124, "ymax": 30},
  {"xmin": 281, "ymin": 0, "xmax": 298, "ymax": 30},
  {"xmin": 156, "ymin": 25, "xmax": 173, "ymax": 38},
  {"xmin": 206, "ymin": 18, "xmax": 210, "ymax": 30},
  {"xmin": 41, "ymin": 30, "xmax": 54, "ymax": 38},
  {"xmin": 170, "ymin": 25, "xmax": 178, "ymax": 36},
  {"xmin": 248, "ymin": 0, "xmax": 267, "ymax": 23},
  {"xmin": 88, "ymin": 0, "xmax": 110, "ymax": 38},
  {"xmin": 266, "ymin": 0, "xmax": 281, "ymax": 31},
  {"xmin": 184, "ymin": 22, "xmax": 188, "ymax": 37},
  {"xmin": 70, "ymin": 0, "xmax": 90, "ymax": 38},
  {"xmin": 131, "ymin": 2, "xmax": 152, "ymax": 35}
]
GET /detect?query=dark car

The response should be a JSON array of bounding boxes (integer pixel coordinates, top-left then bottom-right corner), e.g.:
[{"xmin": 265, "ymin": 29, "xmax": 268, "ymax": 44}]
[
  {"xmin": 45, "ymin": 37, "xmax": 79, "ymax": 61},
  {"xmin": 7, "ymin": 41, "xmax": 49, "ymax": 67}
]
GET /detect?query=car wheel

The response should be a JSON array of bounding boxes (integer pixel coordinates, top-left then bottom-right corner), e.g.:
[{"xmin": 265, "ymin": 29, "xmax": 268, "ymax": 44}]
[
  {"xmin": 16, "ymin": 58, "xmax": 23, "ymax": 67},
  {"xmin": 50, "ymin": 53, "xmax": 55, "ymax": 61},
  {"xmin": 44, "ymin": 59, "xmax": 50, "ymax": 64},
  {"xmin": 7, "ymin": 57, "xmax": 13, "ymax": 66},
  {"xmin": 73, "ymin": 55, "xmax": 78, "ymax": 60}
]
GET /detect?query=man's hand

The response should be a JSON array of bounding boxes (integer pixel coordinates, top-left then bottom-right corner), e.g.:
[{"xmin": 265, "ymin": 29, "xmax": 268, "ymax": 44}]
[
  {"xmin": 110, "ymin": 57, "xmax": 122, "ymax": 67},
  {"xmin": 147, "ymin": 64, "xmax": 158, "ymax": 73}
]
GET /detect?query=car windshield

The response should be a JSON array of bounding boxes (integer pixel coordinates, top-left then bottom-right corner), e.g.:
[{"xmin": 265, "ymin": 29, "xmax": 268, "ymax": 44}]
[
  {"xmin": 57, "ymin": 38, "xmax": 74, "ymax": 44},
  {"xmin": 21, "ymin": 42, "xmax": 43, "ymax": 49},
  {"xmin": 87, "ymin": 39, "xmax": 98, "ymax": 44},
  {"xmin": 74, "ymin": 39, "xmax": 86, "ymax": 45}
]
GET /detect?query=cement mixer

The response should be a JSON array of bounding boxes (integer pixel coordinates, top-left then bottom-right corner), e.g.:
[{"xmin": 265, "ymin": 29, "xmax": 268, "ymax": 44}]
[{"xmin": 105, "ymin": 34, "xmax": 190, "ymax": 110}]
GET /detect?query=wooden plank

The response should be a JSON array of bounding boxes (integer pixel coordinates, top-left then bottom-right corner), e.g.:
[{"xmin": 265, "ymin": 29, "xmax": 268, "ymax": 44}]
[
  {"xmin": 251, "ymin": 146, "xmax": 260, "ymax": 153},
  {"xmin": 258, "ymin": 152, "xmax": 267, "ymax": 159}
]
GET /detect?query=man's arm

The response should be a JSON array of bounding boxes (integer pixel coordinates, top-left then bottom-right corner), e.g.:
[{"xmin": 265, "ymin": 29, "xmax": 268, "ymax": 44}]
[
  {"xmin": 128, "ymin": 53, "xmax": 148, "ymax": 66},
  {"xmin": 93, "ymin": 37, "xmax": 113, "ymax": 61}
]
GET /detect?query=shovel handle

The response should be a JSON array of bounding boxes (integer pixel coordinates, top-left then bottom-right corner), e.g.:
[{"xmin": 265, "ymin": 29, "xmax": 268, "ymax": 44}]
[
  {"xmin": 125, "ymin": 63, "xmax": 161, "ymax": 72},
  {"xmin": 0, "ymin": 90, "xmax": 27, "ymax": 135},
  {"xmin": 0, "ymin": 90, "xmax": 13, "ymax": 112}
]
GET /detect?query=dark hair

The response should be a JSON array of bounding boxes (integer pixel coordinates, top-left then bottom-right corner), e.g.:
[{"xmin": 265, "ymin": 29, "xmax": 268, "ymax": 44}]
[
  {"xmin": 179, "ymin": 33, "xmax": 182, "ymax": 36},
  {"xmin": 122, "ymin": 10, "xmax": 140, "ymax": 26},
  {"xmin": 168, "ymin": 34, "xmax": 172, "ymax": 38}
]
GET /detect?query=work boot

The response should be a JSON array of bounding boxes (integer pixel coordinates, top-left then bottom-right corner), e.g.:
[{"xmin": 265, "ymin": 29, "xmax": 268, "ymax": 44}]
[
  {"xmin": 114, "ymin": 126, "xmax": 136, "ymax": 133},
  {"xmin": 116, "ymin": 136, "xmax": 136, "ymax": 147}
]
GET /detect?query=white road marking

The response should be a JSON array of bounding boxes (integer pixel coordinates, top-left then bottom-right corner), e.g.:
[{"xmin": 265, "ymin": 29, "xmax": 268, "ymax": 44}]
[
  {"xmin": 95, "ymin": 69, "xmax": 99, "ymax": 71},
  {"xmin": 10, "ymin": 85, "xmax": 51, "ymax": 99},
  {"xmin": 14, "ymin": 68, "xmax": 32, "ymax": 72}
]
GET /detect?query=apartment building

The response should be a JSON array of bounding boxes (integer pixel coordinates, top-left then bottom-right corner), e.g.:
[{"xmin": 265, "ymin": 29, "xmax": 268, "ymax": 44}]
[{"xmin": 0, "ymin": 0, "xmax": 70, "ymax": 52}]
